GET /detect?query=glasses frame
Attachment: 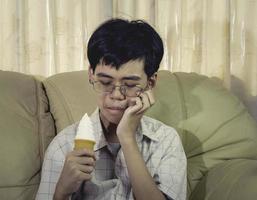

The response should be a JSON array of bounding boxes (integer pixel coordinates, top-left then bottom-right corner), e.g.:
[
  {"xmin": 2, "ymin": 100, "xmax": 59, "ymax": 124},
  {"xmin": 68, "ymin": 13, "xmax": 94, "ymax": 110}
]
[{"xmin": 90, "ymin": 80, "xmax": 147, "ymax": 97}]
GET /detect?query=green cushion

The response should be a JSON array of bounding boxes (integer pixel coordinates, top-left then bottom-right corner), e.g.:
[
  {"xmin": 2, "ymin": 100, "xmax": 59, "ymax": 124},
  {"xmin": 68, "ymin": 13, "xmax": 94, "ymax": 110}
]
[
  {"xmin": 147, "ymin": 71, "xmax": 257, "ymax": 196},
  {"xmin": 43, "ymin": 70, "xmax": 97, "ymax": 133},
  {"xmin": 0, "ymin": 71, "xmax": 55, "ymax": 199},
  {"xmin": 190, "ymin": 159, "xmax": 257, "ymax": 200}
]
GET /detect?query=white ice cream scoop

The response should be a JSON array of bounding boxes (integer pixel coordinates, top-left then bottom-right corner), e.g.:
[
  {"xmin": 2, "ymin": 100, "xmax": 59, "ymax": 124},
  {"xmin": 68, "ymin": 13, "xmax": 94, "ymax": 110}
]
[{"xmin": 74, "ymin": 113, "xmax": 96, "ymax": 150}]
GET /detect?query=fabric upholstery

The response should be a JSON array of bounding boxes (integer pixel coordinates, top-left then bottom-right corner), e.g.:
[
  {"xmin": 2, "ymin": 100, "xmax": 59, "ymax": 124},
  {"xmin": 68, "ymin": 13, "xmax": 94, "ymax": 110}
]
[
  {"xmin": 0, "ymin": 70, "xmax": 55, "ymax": 199},
  {"xmin": 43, "ymin": 71, "xmax": 97, "ymax": 134},
  {"xmin": 43, "ymin": 70, "xmax": 257, "ymax": 199},
  {"xmin": 148, "ymin": 72, "xmax": 257, "ymax": 195},
  {"xmin": 190, "ymin": 159, "xmax": 257, "ymax": 200}
]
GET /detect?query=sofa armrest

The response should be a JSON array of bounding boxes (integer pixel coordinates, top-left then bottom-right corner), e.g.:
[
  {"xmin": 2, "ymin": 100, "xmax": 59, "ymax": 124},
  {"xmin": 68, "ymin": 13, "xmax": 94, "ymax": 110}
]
[
  {"xmin": 189, "ymin": 159, "xmax": 257, "ymax": 200},
  {"xmin": 0, "ymin": 71, "xmax": 55, "ymax": 199}
]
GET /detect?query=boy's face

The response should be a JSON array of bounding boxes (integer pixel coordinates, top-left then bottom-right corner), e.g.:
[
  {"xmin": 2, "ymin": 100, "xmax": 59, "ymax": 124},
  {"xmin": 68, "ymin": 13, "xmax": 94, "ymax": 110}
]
[{"xmin": 89, "ymin": 60, "xmax": 156, "ymax": 125}]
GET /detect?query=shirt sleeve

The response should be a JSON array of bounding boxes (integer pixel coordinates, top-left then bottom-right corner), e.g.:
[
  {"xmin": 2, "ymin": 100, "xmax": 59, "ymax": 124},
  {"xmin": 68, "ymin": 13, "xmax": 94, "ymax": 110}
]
[
  {"xmin": 155, "ymin": 128, "xmax": 187, "ymax": 200},
  {"xmin": 35, "ymin": 135, "xmax": 67, "ymax": 200}
]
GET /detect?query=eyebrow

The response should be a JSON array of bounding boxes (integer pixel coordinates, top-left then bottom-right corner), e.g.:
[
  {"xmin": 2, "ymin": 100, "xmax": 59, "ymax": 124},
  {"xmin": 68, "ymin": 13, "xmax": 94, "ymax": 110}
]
[
  {"xmin": 96, "ymin": 73, "xmax": 113, "ymax": 79},
  {"xmin": 96, "ymin": 72, "xmax": 141, "ymax": 81}
]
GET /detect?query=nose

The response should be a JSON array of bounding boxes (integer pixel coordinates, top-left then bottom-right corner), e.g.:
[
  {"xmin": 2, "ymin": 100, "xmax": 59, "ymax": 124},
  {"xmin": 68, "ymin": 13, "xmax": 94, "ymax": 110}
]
[{"xmin": 110, "ymin": 86, "xmax": 125, "ymax": 100}]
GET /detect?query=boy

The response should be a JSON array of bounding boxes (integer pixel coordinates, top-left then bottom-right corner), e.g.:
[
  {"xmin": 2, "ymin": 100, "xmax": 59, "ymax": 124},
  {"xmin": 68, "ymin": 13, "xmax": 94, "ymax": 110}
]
[{"xmin": 36, "ymin": 18, "xmax": 186, "ymax": 200}]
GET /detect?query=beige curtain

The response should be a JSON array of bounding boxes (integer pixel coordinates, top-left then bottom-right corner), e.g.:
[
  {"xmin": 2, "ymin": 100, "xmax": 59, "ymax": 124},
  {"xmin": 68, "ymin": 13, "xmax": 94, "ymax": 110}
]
[{"xmin": 0, "ymin": 0, "xmax": 257, "ymax": 121}]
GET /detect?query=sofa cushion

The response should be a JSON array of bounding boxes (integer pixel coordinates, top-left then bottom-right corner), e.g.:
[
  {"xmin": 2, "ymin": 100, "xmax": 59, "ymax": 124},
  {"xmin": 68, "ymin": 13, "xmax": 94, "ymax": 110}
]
[
  {"xmin": 43, "ymin": 70, "xmax": 97, "ymax": 134},
  {"xmin": 0, "ymin": 70, "xmax": 55, "ymax": 199},
  {"xmin": 170, "ymin": 72, "xmax": 257, "ymax": 196},
  {"xmin": 190, "ymin": 159, "xmax": 257, "ymax": 200}
]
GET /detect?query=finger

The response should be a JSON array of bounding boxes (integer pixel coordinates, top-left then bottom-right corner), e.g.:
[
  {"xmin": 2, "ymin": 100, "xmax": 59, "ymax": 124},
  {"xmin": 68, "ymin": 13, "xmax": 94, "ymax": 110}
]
[
  {"xmin": 71, "ymin": 149, "xmax": 96, "ymax": 159},
  {"xmin": 127, "ymin": 97, "xmax": 143, "ymax": 114},
  {"xmin": 76, "ymin": 171, "xmax": 92, "ymax": 181},
  {"xmin": 136, "ymin": 94, "xmax": 150, "ymax": 115},
  {"xmin": 78, "ymin": 164, "xmax": 94, "ymax": 174},
  {"xmin": 69, "ymin": 165, "xmax": 93, "ymax": 181},
  {"xmin": 75, "ymin": 156, "xmax": 96, "ymax": 166},
  {"xmin": 140, "ymin": 93, "xmax": 151, "ymax": 108},
  {"xmin": 81, "ymin": 173, "xmax": 92, "ymax": 181},
  {"xmin": 144, "ymin": 90, "xmax": 155, "ymax": 105}
]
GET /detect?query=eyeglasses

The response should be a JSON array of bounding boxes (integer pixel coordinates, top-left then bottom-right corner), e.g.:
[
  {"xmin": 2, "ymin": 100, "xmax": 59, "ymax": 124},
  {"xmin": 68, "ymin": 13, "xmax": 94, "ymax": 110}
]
[{"xmin": 90, "ymin": 81, "xmax": 145, "ymax": 97}]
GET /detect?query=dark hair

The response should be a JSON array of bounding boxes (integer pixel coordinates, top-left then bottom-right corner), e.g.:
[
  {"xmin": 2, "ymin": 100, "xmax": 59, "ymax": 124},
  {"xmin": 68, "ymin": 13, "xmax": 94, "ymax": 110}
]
[{"xmin": 87, "ymin": 18, "xmax": 164, "ymax": 77}]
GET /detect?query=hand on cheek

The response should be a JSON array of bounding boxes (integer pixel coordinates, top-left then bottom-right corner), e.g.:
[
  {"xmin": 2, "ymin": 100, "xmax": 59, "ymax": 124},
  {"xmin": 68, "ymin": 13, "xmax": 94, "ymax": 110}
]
[
  {"xmin": 136, "ymin": 90, "xmax": 155, "ymax": 115},
  {"xmin": 116, "ymin": 90, "xmax": 155, "ymax": 141},
  {"xmin": 126, "ymin": 90, "xmax": 155, "ymax": 115},
  {"xmin": 126, "ymin": 96, "xmax": 144, "ymax": 114}
]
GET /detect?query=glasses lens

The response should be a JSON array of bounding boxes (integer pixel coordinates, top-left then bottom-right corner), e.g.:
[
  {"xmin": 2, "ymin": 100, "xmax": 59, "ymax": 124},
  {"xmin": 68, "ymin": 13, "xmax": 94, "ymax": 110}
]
[
  {"xmin": 92, "ymin": 82, "xmax": 143, "ymax": 97},
  {"xmin": 123, "ymin": 86, "xmax": 143, "ymax": 97},
  {"xmin": 93, "ymin": 82, "xmax": 112, "ymax": 93}
]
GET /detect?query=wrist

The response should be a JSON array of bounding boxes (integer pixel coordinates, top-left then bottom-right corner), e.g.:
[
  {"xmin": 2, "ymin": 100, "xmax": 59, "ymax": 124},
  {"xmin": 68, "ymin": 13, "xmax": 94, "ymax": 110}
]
[
  {"xmin": 118, "ymin": 133, "xmax": 137, "ymax": 147},
  {"xmin": 53, "ymin": 194, "xmax": 69, "ymax": 200},
  {"xmin": 54, "ymin": 184, "xmax": 70, "ymax": 200},
  {"xmin": 53, "ymin": 192, "xmax": 69, "ymax": 200}
]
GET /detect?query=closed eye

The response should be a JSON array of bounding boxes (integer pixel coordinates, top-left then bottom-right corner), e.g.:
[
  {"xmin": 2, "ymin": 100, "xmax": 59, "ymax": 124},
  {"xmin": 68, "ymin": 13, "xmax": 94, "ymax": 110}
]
[
  {"xmin": 124, "ymin": 83, "xmax": 138, "ymax": 88},
  {"xmin": 99, "ymin": 81, "xmax": 112, "ymax": 86}
]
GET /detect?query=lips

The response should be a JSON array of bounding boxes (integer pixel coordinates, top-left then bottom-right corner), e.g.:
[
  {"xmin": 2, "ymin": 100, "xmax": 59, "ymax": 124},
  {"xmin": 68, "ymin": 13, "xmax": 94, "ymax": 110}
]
[
  {"xmin": 106, "ymin": 106, "xmax": 126, "ymax": 115},
  {"xmin": 107, "ymin": 107, "xmax": 125, "ymax": 110}
]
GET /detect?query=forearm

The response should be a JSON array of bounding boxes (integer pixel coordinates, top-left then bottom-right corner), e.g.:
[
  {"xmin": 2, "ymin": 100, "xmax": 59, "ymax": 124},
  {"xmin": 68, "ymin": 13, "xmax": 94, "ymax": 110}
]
[
  {"xmin": 53, "ymin": 185, "xmax": 70, "ymax": 200},
  {"xmin": 53, "ymin": 194, "xmax": 69, "ymax": 200},
  {"xmin": 120, "ymin": 137, "xmax": 166, "ymax": 200}
]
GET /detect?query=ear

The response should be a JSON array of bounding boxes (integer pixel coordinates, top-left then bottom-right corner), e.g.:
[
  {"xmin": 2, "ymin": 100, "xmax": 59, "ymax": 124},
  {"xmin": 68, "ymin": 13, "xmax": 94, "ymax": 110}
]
[
  {"xmin": 88, "ymin": 67, "xmax": 94, "ymax": 83},
  {"xmin": 148, "ymin": 73, "xmax": 157, "ymax": 89}
]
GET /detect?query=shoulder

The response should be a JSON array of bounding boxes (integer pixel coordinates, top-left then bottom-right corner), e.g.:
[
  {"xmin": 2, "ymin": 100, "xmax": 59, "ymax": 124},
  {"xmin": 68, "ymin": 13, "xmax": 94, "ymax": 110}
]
[
  {"xmin": 142, "ymin": 115, "xmax": 180, "ymax": 142},
  {"xmin": 141, "ymin": 116, "xmax": 185, "ymax": 156},
  {"xmin": 141, "ymin": 117, "xmax": 187, "ymax": 200},
  {"xmin": 44, "ymin": 122, "xmax": 79, "ymax": 159}
]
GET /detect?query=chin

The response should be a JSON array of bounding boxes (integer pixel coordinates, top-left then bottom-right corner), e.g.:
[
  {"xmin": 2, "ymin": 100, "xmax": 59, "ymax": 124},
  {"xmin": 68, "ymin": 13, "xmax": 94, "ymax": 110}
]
[
  {"xmin": 108, "ymin": 117, "xmax": 121, "ymax": 125},
  {"xmin": 100, "ymin": 108, "xmax": 124, "ymax": 125}
]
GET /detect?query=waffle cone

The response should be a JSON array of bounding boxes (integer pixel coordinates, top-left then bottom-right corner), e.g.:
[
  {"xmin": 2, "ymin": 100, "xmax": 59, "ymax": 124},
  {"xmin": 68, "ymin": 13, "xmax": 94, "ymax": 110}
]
[{"xmin": 74, "ymin": 139, "xmax": 95, "ymax": 150}]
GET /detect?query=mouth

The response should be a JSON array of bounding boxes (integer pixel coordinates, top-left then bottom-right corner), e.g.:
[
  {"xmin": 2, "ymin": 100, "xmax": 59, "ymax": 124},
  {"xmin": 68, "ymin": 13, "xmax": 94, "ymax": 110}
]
[
  {"xmin": 106, "ymin": 106, "xmax": 126, "ymax": 114},
  {"xmin": 108, "ymin": 106, "xmax": 125, "ymax": 110}
]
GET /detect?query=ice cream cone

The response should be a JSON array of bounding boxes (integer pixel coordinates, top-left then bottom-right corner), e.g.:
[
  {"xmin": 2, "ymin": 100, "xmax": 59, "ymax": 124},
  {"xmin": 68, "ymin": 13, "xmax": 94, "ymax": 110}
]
[{"xmin": 74, "ymin": 139, "xmax": 95, "ymax": 150}]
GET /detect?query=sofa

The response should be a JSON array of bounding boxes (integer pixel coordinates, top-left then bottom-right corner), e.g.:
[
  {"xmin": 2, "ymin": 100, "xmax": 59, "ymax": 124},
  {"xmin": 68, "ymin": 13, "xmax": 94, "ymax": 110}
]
[{"xmin": 1, "ymin": 69, "xmax": 257, "ymax": 200}]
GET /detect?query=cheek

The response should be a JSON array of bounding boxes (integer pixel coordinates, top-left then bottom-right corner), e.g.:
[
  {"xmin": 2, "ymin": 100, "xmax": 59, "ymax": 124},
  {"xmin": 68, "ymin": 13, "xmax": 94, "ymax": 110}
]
[{"xmin": 96, "ymin": 94, "xmax": 107, "ymax": 108}]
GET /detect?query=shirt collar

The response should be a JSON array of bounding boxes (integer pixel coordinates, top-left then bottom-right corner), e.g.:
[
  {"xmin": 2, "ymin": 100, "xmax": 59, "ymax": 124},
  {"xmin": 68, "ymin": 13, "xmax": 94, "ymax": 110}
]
[
  {"xmin": 89, "ymin": 109, "xmax": 159, "ymax": 151},
  {"xmin": 136, "ymin": 116, "xmax": 159, "ymax": 143},
  {"xmin": 90, "ymin": 108, "xmax": 108, "ymax": 151}
]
